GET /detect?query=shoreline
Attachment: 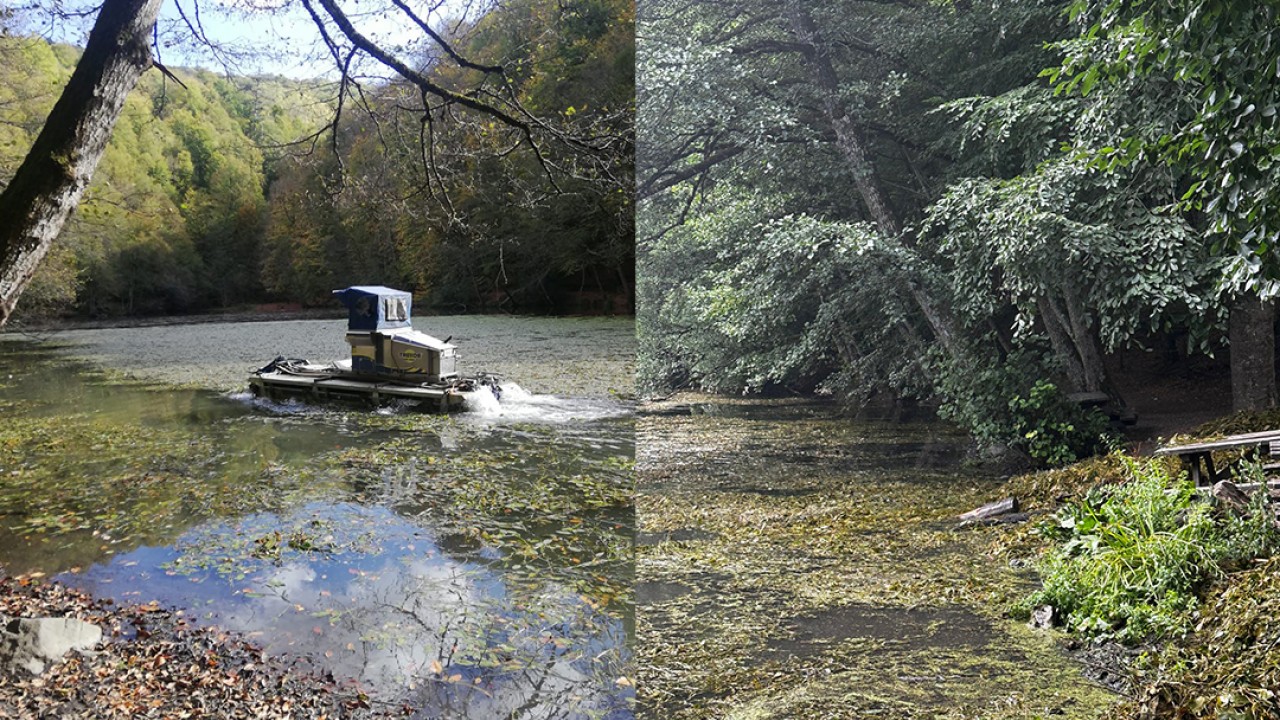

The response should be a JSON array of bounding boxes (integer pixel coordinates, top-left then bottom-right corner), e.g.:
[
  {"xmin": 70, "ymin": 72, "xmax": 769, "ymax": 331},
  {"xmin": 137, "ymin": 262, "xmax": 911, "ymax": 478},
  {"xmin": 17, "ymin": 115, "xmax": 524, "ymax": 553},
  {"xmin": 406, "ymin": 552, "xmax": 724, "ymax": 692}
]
[
  {"xmin": 3, "ymin": 308, "xmax": 638, "ymax": 335},
  {"xmin": 0, "ymin": 572, "xmax": 398, "ymax": 718},
  {"xmin": 2, "ymin": 315, "xmax": 638, "ymax": 397}
]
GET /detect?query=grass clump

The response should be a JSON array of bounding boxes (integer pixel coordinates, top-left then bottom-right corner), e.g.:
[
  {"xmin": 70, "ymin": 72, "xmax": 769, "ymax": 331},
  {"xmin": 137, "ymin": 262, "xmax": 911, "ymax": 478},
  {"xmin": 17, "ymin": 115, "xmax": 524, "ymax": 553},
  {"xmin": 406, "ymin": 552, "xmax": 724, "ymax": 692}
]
[{"xmin": 1021, "ymin": 458, "xmax": 1280, "ymax": 643}]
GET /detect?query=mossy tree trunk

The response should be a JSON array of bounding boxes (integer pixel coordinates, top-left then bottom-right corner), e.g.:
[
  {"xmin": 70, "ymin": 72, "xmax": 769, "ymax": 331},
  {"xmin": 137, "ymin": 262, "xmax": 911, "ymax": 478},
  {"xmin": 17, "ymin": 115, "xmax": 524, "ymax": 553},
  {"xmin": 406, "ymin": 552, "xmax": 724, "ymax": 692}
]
[{"xmin": 0, "ymin": 0, "xmax": 163, "ymax": 327}]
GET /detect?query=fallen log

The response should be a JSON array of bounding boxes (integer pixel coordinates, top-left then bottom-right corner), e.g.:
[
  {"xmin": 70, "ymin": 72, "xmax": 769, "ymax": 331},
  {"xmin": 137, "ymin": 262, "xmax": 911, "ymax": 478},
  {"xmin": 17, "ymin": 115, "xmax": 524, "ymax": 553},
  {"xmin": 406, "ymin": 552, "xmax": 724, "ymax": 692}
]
[
  {"xmin": 959, "ymin": 497, "xmax": 1019, "ymax": 522},
  {"xmin": 960, "ymin": 512, "xmax": 1030, "ymax": 528}
]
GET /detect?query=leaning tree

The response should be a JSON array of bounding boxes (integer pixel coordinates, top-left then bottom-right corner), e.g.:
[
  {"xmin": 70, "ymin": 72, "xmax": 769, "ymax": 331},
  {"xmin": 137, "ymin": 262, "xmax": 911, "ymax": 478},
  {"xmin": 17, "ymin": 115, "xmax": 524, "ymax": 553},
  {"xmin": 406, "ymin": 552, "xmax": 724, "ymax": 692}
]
[{"xmin": 0, "ymin": 0, "xmax": 163, "ymax": 326}]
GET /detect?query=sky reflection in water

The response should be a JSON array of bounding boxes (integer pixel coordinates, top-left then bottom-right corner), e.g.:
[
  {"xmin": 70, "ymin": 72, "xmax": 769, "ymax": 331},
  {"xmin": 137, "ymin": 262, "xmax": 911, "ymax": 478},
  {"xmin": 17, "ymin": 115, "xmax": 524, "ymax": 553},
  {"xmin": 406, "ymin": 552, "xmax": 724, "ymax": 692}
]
[{"xmin": 0, "ymin": 338, "xmax": 634, "ymax": 718}]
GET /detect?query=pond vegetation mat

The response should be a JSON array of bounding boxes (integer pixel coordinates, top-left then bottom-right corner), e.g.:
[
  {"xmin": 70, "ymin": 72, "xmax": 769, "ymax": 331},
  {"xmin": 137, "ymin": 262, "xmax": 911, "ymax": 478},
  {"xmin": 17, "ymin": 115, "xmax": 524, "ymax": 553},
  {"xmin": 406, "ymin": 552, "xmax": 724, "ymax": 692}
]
[
  {"xmin": 636, "ymin": 395, "xmax": 1118, "ymax": 720},
  {"xmin": 0, "ymin": 338, "xmax": 636, "ymax": 718}
]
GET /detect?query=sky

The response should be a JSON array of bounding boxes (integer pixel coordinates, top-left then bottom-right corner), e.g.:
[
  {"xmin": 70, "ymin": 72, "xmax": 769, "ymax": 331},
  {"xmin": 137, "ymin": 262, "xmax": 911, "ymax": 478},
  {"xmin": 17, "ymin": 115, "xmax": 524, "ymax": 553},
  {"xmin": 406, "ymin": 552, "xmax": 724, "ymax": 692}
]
[
  {"xmin": 156, "ymin": 1, "xmax": 335, "ymax": 78},
  {"xmin": 10, "ymin": 0, "xmax": 464, "ymax": 79}
]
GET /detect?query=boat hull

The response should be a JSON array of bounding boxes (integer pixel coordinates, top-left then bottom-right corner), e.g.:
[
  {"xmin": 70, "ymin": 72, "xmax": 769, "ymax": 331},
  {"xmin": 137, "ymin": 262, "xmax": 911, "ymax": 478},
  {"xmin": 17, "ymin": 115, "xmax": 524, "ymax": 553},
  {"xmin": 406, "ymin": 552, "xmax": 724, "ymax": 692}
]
[{"xmin": 249, "ymin": 370, "xmax": 470, "ymax": 411}]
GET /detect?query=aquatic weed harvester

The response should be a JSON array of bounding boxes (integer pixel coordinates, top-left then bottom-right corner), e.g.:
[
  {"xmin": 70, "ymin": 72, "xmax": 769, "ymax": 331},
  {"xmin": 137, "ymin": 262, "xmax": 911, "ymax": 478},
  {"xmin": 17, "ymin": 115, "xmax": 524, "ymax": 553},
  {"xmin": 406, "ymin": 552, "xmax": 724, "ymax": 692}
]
[{"xmin": 249, "ymin": 286, "xmax": 501, "ymax": 411}]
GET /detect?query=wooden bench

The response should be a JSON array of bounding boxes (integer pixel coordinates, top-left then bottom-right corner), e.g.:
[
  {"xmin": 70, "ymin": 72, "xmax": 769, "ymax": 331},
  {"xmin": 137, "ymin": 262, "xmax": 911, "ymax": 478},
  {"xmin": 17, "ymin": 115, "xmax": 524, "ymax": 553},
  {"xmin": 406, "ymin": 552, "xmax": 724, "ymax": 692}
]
[{"xmin": 1154, "ymin": 430, "xmax": 1280, "ymax": 486}]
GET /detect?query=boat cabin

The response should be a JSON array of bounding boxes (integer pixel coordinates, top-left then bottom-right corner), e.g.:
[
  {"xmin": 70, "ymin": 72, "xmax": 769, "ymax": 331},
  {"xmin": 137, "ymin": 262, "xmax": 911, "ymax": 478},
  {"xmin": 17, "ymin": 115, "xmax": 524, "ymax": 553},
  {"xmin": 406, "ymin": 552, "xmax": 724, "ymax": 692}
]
[{"xmin": 332, "ymin": 286, "xmax": 458, "ymax": 382}]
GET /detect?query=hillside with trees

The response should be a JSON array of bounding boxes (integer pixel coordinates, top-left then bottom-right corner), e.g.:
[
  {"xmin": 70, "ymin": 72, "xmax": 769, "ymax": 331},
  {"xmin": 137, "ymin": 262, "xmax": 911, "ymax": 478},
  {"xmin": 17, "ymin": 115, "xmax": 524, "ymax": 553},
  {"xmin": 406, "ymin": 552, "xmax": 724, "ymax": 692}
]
[{"xmin": 0, "ymin": 0, "xmax": 633, "ymax": 323}]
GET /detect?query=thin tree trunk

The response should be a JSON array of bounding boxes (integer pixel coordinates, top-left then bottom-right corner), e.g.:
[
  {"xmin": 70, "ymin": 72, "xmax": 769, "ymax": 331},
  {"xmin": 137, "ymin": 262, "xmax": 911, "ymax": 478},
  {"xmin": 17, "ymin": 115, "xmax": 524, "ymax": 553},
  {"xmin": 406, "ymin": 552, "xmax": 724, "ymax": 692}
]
[
  {"xmin": 988, "ymin": 318, "xmax": 1014, "ymax": 359},
  {"xmin": 1229, "ymin": 292, "xmax": 1277, "ymax": 411},
  {"xmin": 1060, "ymin": 282, "xmax": 1115, "ymax": 397},
  {"xmin": 786, "ymin": 6, "xmax": 899, "ymax": 238},
  {"xmin": 0, "ymin": 0, "xmax": 162, "ymax": 327},
  {"xmin": 1038, "ymin": 294, "xmax": 1087, "ymax": 393},
  {"xmin": 787, "ymin": 4, "xmax": 957, "ymax": 355}
]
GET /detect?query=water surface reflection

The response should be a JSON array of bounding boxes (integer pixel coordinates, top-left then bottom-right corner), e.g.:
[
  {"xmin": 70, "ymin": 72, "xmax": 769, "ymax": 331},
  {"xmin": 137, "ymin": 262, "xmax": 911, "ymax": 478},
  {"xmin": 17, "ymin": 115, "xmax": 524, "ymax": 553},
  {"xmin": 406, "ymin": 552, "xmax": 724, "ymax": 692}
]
[{"xmin": 0, "ymin": 330, "xmax": 633, "ymax": 718}]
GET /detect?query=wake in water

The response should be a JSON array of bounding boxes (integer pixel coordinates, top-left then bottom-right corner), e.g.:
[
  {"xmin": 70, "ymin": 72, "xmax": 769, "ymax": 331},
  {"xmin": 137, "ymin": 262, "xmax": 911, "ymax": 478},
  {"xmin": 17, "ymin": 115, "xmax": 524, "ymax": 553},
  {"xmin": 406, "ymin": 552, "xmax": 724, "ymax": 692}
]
[
  {"xmin": 225, "ymin": 390, "xmax": 323, "ymax": 415},
  {"xmin": 227, "ymin": 383, "xmax": 630, "ymax": 423},
  {"xmin": 463, "ymin": 382, "xmax": 631, "ymax": 423}
]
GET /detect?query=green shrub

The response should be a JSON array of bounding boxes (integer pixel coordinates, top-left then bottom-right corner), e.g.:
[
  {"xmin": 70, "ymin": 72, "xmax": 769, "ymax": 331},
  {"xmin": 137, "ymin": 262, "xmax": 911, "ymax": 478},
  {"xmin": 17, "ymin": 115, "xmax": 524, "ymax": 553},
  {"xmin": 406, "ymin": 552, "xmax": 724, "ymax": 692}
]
[
  {"xmin": 1009, "ymin": 380, "xmax": 1115, "ymax": 467},
  {"xmin": 936, "ymin": 351, "xmax": 1115, "ymax": 468},
  {"xmin": 1023, "ymin": 458, "xmax": 1280, "ymax": 643}
]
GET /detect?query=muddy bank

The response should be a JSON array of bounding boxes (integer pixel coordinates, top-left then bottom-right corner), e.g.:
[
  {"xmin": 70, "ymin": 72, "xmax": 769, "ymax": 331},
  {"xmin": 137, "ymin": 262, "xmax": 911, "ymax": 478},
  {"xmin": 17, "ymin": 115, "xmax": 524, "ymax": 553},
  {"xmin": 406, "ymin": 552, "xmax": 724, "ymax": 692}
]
[{"xmin": 636, "ymin": 394, "xmax": 1116, "ymax": 719}]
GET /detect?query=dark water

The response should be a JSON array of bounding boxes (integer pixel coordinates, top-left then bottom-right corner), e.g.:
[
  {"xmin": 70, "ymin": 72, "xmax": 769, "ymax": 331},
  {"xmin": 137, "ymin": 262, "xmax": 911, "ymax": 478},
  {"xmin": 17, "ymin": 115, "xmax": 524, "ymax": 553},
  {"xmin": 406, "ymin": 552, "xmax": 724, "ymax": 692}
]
[{"xmin": 0, "ymin": 343, "xmax": 634, "ymax": 718}]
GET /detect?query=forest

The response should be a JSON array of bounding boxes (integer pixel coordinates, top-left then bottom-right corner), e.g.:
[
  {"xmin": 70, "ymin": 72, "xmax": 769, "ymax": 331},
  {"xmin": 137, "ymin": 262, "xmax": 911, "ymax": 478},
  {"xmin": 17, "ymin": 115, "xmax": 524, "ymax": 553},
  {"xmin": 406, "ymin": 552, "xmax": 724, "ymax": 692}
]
[
  {"xmin": 0, "ymin": 0, "xmax": 634, "ymax": 322},
  {"xmin": 637, "ymin": 0, "xmax": 1280, "ymax": 465},
  {"xmin": 635, "ymin": 3, "xmax": 1280, "ymax": 717}
]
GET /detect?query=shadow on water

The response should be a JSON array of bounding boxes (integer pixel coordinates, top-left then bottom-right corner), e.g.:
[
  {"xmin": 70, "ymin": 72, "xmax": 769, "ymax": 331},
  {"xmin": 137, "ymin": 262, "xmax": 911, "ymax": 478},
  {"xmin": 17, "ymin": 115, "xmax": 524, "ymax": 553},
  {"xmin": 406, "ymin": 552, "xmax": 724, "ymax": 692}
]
[
  {"xmin": 768, "ymin": 604, "xmax": 991, "ymax": 658},
  {"xmin": 0, "ymin": 340, "xmax": 634, "ymax": 718},
  {"xmin": 635, "ymin": 581, "xmax": 694, "ymax": 604},
  {"xmin": 638, "ymin": 396, "xmax": 973, "ymax": 497}
]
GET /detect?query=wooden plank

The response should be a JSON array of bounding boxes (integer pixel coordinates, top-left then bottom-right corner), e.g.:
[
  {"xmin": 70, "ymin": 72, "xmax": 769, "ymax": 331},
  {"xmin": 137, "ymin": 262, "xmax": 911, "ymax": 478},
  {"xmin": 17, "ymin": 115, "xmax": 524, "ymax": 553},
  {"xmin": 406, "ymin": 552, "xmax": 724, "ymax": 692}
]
[
  {"xmin": 1216, "ymin": 429, "xmax": 1280, "ymax": 442},
  {"xmin": 1155, "ymin": 439, "xmax": 1242, "ymax": 455},
  {"xmin": 1155, "ymin": 429, "xmax": 1280, "ymax": 456},
  {"xmin": 1192, "ymin": 479, "xmax": 1280, "ymax": 493},
  {"xmin": 312, "ymin": 377, "xmax": 385, "ymax": 390}
]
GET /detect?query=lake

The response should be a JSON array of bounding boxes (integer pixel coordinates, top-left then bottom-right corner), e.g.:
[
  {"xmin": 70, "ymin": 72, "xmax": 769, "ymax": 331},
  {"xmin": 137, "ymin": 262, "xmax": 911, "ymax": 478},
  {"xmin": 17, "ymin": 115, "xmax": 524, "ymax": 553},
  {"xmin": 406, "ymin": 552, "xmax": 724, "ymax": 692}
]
[
  {"xmin": 636, "ymin": 395, "xmax": 1116, "ymax": 719},
  {"xmin": 0, "ymin": 315, "xmax": 635, "ymax": 719}
]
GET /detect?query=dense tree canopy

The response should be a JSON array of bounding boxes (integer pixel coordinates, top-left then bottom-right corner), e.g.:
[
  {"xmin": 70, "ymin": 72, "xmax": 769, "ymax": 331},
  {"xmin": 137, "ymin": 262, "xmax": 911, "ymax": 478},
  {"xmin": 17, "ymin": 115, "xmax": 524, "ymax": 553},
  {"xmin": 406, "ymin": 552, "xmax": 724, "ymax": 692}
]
[
  {"xmin": 638, "ymin": 0, "xmax": 1279, "ymax": 463},
  {"xmin": 261, "ymin": 0, "xmax": 634, "ymax": 311}
]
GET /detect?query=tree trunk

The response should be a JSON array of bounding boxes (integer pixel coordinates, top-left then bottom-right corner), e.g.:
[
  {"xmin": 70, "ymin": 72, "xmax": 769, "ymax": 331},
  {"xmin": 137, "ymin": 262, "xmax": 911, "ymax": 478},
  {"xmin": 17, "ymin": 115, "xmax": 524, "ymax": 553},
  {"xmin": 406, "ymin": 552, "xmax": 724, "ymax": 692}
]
[
  {"xmin": 787, "ymin": 4, "xmax": 958, "ymax": 354},
  {"xmin": 1037, "ymin": 294, "xmax": 1087, "ymax": 393},
  {"xmin": 1229, "ymin": 292, "xmax": 1277, "ymax": 411},
  {"xmin": 786, "ymin": 7, "xmax": 897, "ymax": 233},
  {"xmin": 0, "ymin": 0, "xmax": 163, "ymax": 327},
  {"xmin": 1060, "ymin": 282, "xmax": 1116, "ymax": 398}
]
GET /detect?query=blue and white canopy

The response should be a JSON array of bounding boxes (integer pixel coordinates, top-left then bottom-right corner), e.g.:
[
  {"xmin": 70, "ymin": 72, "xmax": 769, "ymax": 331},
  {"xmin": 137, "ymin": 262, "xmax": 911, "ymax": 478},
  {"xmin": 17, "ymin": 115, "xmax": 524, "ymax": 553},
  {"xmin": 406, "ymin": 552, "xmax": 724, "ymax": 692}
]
[{"xmin": 333, "ymin": 286, "xmax": 412, "ymax": 331}]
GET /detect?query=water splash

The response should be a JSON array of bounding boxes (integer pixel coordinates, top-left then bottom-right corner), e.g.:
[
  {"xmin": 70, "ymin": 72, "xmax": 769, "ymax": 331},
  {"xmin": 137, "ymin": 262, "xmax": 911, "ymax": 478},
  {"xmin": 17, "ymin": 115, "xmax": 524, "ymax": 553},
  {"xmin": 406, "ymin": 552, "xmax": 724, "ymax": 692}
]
[
  {"xmin": 225, "ymin": 382, "xmax": 631, "ymax": 424},
  {"xmin": 463, "ymin": 382, "xmax": 631, "ymax": 423},
  {"xmin": 225, "ymin": 390, "xmax": 321, "ymax": 415}
]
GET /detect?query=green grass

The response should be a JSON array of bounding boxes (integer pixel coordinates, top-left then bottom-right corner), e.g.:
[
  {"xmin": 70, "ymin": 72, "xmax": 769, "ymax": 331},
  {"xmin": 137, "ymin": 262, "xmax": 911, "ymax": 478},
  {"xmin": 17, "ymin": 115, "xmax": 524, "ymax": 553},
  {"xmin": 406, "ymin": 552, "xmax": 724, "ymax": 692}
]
[{"xmin": 1021, "ymin": 458, "xmax": 1280, "ymax": 643}]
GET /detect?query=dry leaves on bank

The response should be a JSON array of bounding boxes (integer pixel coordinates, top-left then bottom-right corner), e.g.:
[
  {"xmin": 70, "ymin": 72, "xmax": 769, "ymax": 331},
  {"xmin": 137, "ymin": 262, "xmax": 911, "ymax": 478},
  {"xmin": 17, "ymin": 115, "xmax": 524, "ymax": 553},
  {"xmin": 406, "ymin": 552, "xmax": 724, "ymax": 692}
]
[{"xmin": 0, "ymin": 574, "xmax": 406, "ymax": 719}]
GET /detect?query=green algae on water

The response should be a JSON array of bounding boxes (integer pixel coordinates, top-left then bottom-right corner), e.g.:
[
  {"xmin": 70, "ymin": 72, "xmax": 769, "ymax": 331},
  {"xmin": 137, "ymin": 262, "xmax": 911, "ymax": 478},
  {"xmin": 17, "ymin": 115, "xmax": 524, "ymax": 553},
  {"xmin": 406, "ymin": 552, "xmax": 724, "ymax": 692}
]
[{"xmin": 637, "ymin": 395, "xmax": 1118, "ymax": 720}]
